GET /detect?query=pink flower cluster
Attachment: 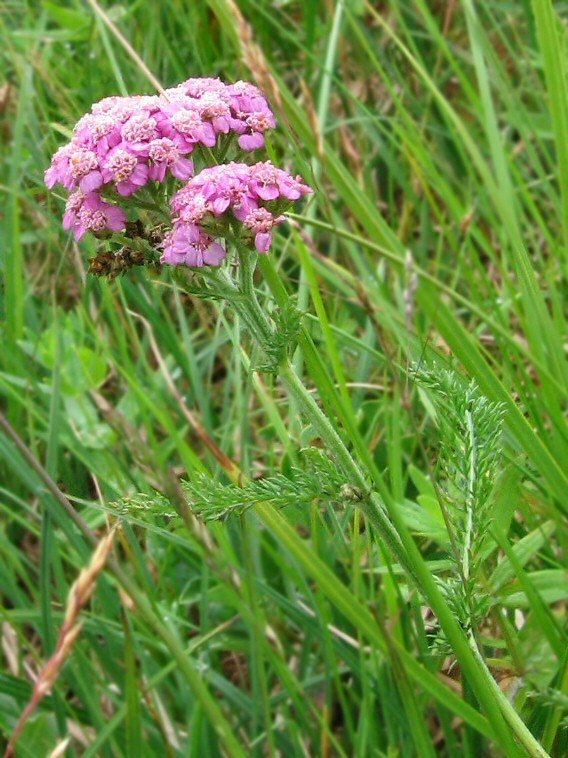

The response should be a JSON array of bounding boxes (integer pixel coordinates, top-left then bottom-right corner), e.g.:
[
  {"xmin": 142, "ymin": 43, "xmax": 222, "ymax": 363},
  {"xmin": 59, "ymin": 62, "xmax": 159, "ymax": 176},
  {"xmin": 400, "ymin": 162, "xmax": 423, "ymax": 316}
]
[
  {"xmin": 62, "ymin": 191, "xmax": 126, "ymax": 240},
  {"xmin": 161, "ymin": 162, "xmax": 312, "ymax": 267},
  {"xmin": 45, "ymin": 78, "xmax": 276, "ymax": 240}
]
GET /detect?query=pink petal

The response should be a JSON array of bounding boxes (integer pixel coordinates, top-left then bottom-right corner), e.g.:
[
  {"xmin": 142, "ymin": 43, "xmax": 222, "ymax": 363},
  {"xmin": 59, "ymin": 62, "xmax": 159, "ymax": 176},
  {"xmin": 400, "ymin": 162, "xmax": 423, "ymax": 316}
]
[
  {"xmin": 149, "ymin": 163, "xmax": 167, "ymax": 182},
  {"xmin": 44, "ymin": 168, "xmax": 57, "ymax": 188},
  {"xmin": 238, "ymin": 132, "xmax": 265, "ymax": 150},
  {"xmin": 183, "ymin": 223, "xmax": 201, "ymax": 243},
  {"xmin": 200, "ymin": 124, "xmax": 217, "ymax": 146},
  {"xmin": 212, "ymin": 197, "xmax": 230, "ymax": 215},
  {"xmin": 212, "ymin": 116, "xmax": 230, "ymax": 134},
  {"xmin": 184, "ymin": 247, "xmax": 204, "ymax": 267},
  {"xmin": 204, "ymin": 242, "xmax": 226, "ymax": 265},
  {"xmin": 105, "ymin": 207, "xmax": 126, "ymax": 231},
  {"xmin": 256, "ymin": 185, "xmax": 279, "ymax": 201},
  {"xmin": 116, "ymin": 180, "xmax": 135, "ymax": 196},
  {"xmin": 170, "ymin": 157, "xmax": 193, "ymax": 180},
  {"xmin": 254, "ymin": 232, "xmax": 272, "ymax": 253},
  {"xmin": 233, "ymin": 197, "xmax": 257, "ymax": 221},
  {"xmin": 79, "ymin": 171, "xmax": 103, "ymax": 193},
  {"xmin": 131, "ymin": 164, "xmax": 149, "ymax": 184},
  {"xmin": 230, "ymin": 118, "xmax": 247, "ymax": 134}
]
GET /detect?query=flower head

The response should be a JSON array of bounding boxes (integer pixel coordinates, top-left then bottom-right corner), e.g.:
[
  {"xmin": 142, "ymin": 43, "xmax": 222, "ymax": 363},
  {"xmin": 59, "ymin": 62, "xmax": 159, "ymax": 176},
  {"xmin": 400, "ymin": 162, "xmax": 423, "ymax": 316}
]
[
  {"xmin": 250, "ymin": 161, "xmax": 310, "ymax": 200},
  {"xmin": 45, "ymin": 78, "xmax": 306, "ymax": 258},
  {"xmin": 159, "ymin": 101, "xmax": 217, "ymax": 149},
  {"xmin": 62, "ymin": 192, "xmax": 126, "ymax": 240},
  {"xmin": 162, "ymin": 161, "xmax": 311, "ymax": 266},
  {"xmin": 146, "ymin": 137, "xmax": 194, "ymax": 181},
  {"xmin": 121, "ymin": 111, "xmax": 159, "ymax": 145},
  {"xmin": 227, "ymin": 81, "xmax": 276, "ymax": 149},
  {"xmin": 73, "ymin": 113, "xmax": 122, "ymax": 156},
  {"xmin": 171, "ymin": 161, "xmax": 311, "ymax": 227},
  {"xmin": 160, "ymin": 224, "xmax": 226, "ymax": 267},
  {"xmin": 103, "ymin": 147, "xmax": 149, "ymax": 195},
  {"xmin": 243, "ymin": 207, "xmax": 285, "ymax": 253}
]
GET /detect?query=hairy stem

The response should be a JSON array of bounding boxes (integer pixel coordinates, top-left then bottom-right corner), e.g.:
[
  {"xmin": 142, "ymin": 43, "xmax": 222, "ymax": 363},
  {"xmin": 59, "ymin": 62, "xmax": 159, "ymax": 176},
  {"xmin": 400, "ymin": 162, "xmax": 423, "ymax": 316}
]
[
  {"xmin": 278, "ymin": 359, "xmax": 411, "ymax": 575},
  {"xmin": 236, "ymin": 251, "xmax": 540, "ymax": 756},
  {"xmin": 237, "ymin": 247, "xmax": 275, "ymax": 345},
  {"xmin": 467, "ymin": 629, "xmax": 550, "ymax": 758}
]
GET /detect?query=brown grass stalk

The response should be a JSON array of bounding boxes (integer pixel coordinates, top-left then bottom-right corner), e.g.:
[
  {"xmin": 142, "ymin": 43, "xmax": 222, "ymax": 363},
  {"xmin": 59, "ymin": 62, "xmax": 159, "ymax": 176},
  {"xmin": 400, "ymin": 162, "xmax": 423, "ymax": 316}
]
[{"xmin": 4, "ymin": 531, "xmax": 115, "ymax": 758}]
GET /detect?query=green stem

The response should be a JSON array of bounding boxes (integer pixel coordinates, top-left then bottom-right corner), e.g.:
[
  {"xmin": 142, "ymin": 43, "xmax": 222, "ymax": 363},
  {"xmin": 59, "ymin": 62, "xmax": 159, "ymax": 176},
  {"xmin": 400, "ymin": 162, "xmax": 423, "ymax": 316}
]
[
  {"xmin": 467, "ymin": 630, "xmax": 550, "ymax": 758},
  {"xmin": 230, "ymin": 256, "xmax": 413, "ymax": 574},
  {"xmin": 279, "ymin": 362, "xmax": 539, "ymax": 754},
  {"xmin": 237, "ymin": 247, "xmax": 274, "ymax": 345},
  {"xmin": 278, "ymin": 360, "xmax": 410, "ymax": 575},
  {"xmin": 463, "ymin": 407, "xmax": 476, "ymax": 586},
  {"xmin": 235, "ymin": 251, "xmax": 540, "ymax": 756}
]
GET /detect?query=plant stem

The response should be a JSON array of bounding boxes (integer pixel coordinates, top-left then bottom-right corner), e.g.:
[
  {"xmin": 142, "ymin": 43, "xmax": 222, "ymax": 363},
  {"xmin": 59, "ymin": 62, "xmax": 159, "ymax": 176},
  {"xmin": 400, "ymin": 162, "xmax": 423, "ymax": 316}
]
[
  {"xmin": 467, "ymin": 629, "xmax": 550, "ymax": 758},
  {"xmin": 237, "ymin": 247, "xmax": 274, "ymax": 345},
  {"xmin": 278, "ymin": 359, "xmax": 411, "ymax": 574},
  {"xmin": 463, "ymin": 406, "xmax": 476, "ymax": 585},
  {"xmin": 234, "ymin": 251, "xmax": 542, "ymax": 756}
]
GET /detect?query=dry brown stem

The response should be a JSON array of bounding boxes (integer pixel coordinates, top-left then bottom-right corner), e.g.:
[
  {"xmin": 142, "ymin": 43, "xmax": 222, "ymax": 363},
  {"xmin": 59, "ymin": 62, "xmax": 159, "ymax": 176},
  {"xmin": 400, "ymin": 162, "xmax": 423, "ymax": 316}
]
[{"xmin": 4, "ymin": 531, "xmax": 115, "ymax": 758}]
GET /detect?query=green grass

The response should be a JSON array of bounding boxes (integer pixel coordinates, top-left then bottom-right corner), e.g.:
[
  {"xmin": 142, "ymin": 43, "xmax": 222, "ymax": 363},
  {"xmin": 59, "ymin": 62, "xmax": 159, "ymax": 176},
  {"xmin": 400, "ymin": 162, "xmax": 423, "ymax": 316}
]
[{"xmin": 1, "ymin": 0, "xmax": 568, "ymax": 755}]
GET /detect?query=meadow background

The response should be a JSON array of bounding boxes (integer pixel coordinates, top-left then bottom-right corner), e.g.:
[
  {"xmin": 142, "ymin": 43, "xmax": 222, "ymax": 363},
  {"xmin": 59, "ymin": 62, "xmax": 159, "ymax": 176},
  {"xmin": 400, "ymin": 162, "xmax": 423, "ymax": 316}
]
[{"xmin": 1, "ymin": 0, "xmax": 568, "ymax": 755}]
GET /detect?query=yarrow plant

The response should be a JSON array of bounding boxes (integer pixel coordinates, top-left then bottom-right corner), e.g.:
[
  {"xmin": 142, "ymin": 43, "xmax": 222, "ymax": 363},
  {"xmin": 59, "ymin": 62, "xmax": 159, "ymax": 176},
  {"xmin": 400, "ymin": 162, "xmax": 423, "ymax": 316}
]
[
  {"xmin": 45, "ymin": 76, "xmax": 310, "ymax": 269},
  {"xmin": 43, "ymin": 77, "xmax": 551, "ymax": 758}
]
